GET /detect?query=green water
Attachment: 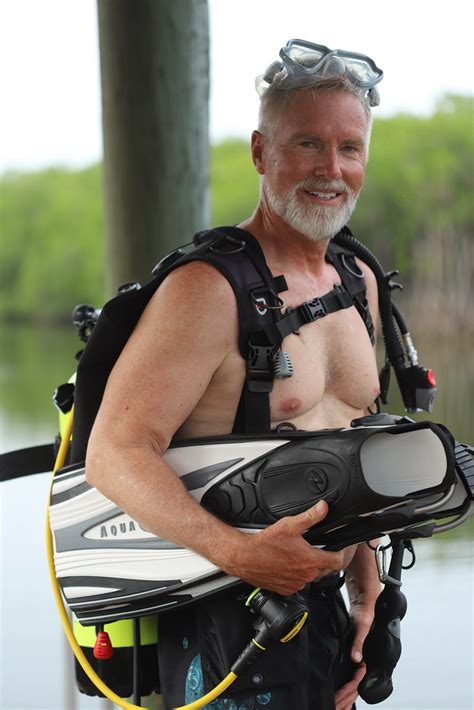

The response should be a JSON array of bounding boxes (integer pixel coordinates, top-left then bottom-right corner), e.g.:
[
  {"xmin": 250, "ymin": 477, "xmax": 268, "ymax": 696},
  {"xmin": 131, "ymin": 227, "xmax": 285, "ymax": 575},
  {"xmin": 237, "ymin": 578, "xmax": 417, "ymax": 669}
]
[{"xmin": 1, "ymin": 324, "xmax": 473, "ymax": 451}]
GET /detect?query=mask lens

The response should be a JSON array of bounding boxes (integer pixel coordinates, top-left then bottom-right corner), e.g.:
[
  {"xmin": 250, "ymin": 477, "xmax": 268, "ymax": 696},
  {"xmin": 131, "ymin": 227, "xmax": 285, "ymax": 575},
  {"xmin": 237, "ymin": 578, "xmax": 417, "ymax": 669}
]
[
  {"xmin": 285, "ymin": 44, "xmax": 326, "ymax": 70},
  {"xmin": 259, "ymin": 39, "xmax": 383, "ymax": 102},
  {"xmin": 343, "ymin": 57, "xmax": 380, "ymax": 84}
]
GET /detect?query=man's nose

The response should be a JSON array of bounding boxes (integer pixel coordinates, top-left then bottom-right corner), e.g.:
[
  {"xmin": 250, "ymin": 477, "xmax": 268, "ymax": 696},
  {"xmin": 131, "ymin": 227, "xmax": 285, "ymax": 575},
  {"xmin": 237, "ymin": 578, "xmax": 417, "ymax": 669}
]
[{"xmin": 314, "ymin": 147, "xmax": 343, "ymax": 180}]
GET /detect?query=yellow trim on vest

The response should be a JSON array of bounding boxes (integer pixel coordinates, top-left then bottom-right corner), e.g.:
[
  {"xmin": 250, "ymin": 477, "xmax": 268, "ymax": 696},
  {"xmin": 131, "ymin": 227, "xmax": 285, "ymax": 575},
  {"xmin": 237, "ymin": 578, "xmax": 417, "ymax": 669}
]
[{"xmin": 73, "ymin": 615, "xmax": 158, "ymax": 648}]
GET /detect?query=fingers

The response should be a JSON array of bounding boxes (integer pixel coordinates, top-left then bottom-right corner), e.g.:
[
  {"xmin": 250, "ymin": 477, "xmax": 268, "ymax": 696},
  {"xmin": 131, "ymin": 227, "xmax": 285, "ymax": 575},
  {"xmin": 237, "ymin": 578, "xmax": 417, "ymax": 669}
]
[
  {"xmin": 335, "ymin": 663, "xmax": 366, "ymax": 710},
  {"xmin": 349, "ymin": 606, "xmax": 375, "ymax": 663},
  {"xmin": 350, "ymin": 628, "xmax": 366, "ymax": 665},
  {"xmin": 282, "ymin": 499, "xmax": 329, "ymax": 535},
  {"xmin": 222, "ymin": 500, "xmax": 345, "ymax": 594}
]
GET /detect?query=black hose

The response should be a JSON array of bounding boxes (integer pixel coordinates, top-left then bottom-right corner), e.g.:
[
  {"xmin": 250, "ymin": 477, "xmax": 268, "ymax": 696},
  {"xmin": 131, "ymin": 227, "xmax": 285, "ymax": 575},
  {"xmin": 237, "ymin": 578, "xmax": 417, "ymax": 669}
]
[
  {"xmin": 333, "ymin": 230, "xmax": 407, "ymax": 371},
  {"xmin": 132, "ymin": 617, "xmax": 141, "ymax": 705},
  {"xmin": 391, "ymin": 302, "xmax": 408, "ymax": 335}
]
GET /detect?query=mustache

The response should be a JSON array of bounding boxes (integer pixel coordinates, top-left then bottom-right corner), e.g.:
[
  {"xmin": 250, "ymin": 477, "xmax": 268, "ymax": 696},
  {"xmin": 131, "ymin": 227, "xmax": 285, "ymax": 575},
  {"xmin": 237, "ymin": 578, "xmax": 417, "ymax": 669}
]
[{"xmin": 298, "ymin": 178, "xmax": 349, "ymax": 193}]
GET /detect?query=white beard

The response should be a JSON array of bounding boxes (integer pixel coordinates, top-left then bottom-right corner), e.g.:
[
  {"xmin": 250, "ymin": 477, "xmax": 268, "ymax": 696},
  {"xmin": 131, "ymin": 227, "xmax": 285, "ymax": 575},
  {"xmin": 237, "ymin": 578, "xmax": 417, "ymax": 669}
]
[{"xmin": 264, "ymin": 177, "xmax": 358, "ymax": 242}]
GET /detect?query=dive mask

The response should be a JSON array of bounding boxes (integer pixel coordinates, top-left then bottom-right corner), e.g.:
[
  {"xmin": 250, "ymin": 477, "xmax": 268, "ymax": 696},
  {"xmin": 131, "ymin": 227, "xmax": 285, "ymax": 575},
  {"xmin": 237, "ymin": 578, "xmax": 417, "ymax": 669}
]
[{"xmin": 256, "ymin": 39, "xmax": 383, "ymax": 107}]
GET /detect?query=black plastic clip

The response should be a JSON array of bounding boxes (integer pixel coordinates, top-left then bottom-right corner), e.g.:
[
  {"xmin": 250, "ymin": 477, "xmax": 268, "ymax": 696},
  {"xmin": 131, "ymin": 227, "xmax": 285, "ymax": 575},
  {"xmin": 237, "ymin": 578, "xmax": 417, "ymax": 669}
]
[
  {"xmin": 247, "ymin": 343, "xmax": 275, "ymax": 393},
  {"xmin": 383, "ymin": 269, "xmax": 403, "ymax": 292},
  {"xmin": 302, "ymin": 297, "xmax": 327, "ymax": 322},
  {"xmin": 52, "ymin": 382, "xmax": 75, "ymax": 414},
  {"xmin": 333, "ymin": 283, "xmax": 354, "ymax": 308}
]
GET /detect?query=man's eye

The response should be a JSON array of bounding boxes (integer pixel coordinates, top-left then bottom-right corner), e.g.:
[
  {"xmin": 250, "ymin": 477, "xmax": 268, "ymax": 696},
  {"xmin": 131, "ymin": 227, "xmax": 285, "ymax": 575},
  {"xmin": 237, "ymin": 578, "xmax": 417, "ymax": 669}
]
[
  {"xmin": 300, "ymin": 141, "xmax": 316, "ymax": 148},
  {"xmin": 342, "ymin": 145, "xmax": 360, "ymax": 153}
]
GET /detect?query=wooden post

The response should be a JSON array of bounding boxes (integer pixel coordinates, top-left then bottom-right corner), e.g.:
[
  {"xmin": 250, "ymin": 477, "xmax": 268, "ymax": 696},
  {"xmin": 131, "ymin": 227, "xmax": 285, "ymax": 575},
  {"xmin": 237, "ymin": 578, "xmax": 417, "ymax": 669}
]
[{"xmin": 97, "ymin": 0, "xmax": 210, "ymax": 293}]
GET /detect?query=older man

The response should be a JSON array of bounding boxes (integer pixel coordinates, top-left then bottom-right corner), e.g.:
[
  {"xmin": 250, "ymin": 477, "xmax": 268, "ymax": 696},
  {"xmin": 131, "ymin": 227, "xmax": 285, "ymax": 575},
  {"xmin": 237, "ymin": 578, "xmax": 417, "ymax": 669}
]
[{"xmin": 87, "ymin": 40, "xmax": 384, "ymax": 710}]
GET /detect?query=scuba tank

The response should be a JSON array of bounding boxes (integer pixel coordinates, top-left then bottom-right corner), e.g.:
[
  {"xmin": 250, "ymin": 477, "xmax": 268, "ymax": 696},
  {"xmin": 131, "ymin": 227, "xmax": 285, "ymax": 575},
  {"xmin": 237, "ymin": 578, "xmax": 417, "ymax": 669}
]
[{"xmin": 55, "ymin": 377, "xmax": 160, "ymax": 699}]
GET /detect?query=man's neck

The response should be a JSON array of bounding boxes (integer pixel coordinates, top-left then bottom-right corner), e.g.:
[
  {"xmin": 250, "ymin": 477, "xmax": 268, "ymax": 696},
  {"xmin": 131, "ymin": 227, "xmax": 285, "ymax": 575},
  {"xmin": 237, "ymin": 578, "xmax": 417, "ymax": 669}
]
[{"xmin": 239, "ymin": 206, "xmax": 331, "ymax": 276}]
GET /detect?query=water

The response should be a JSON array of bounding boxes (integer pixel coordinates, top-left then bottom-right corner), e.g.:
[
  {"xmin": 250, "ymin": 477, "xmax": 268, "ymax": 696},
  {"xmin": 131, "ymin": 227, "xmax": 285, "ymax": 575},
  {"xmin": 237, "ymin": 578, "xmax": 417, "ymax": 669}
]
[{"xmin": 1, "ymin": 324, "xmax": 473, "ymax": 709}]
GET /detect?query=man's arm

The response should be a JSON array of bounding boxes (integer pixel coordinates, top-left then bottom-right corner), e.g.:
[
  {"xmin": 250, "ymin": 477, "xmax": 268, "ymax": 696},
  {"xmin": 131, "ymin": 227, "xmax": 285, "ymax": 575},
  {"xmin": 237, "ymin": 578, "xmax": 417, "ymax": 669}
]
[
  {"xmin": 335, "ymin": 258, "xmax": 381, "ymax": 710},
  {"xmin": 86, "ymin": 261, "xmax": 345, "ymax": 595},
  {"xmin": 348, "ymin": 257, "xmax": 381, "ymax": 644},
  {"xmin": 345, "ymin": 542, "xmax": 381, "ymax": 662}
]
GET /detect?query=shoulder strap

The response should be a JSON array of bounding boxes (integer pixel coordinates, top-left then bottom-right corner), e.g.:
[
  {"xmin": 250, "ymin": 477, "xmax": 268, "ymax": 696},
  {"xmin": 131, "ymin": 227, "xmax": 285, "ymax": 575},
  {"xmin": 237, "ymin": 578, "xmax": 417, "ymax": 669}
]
[
  {"xmin": 71, "ymin": 226, "xmax": 287, "ymax": 458},
  {"xmin": 192, "ymin": 227, "xmax": 289, "ymax": 434},
  {"xmin": 327, "ymin": 230, "xmax": 375, "ymax": 344}
]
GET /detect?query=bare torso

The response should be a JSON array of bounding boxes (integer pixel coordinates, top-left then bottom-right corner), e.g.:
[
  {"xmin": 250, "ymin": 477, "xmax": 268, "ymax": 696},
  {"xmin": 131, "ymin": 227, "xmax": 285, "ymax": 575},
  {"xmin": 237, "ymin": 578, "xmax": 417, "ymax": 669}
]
[{"xmin": 176, "ymin": 244, "xmax": 379, "ymax": 439}]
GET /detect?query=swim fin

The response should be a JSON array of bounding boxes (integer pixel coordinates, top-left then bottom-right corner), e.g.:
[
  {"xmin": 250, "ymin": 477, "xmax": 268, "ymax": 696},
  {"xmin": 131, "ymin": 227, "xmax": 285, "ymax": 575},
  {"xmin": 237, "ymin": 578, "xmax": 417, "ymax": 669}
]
[{"xmin": 48, "ymin": 416, "xmax": 473, "ymax": 625}]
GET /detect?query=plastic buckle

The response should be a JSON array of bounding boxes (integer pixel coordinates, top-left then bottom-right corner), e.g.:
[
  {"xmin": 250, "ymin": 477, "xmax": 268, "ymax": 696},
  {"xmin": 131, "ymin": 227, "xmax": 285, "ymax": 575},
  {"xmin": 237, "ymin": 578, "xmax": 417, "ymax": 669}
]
[
  {"xmin": 247, "ymin": 343, "xmax": 275, "ymax": 392},
  {"xmin": 303, "ymin": 298, "xmax": 327, "ymax": 321},
  {"xmin": 333, "ymin": 283, "xmax": 353, "ymax": 307}
]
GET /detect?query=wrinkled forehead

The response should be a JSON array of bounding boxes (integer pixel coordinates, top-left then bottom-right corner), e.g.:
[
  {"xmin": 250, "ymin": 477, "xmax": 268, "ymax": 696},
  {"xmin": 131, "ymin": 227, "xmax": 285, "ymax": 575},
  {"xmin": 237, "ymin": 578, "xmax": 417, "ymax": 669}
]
[{"xmin": 271, "ymin": 88, "xmax": 370, "ymax": 137}]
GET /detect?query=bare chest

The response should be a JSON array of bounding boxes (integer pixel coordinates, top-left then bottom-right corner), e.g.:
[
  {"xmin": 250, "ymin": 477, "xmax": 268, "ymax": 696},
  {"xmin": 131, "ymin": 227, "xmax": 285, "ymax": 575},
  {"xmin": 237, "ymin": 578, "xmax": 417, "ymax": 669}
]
[
  {"xmin": 181, "ymin": 302, "xmax": 379, "ymax": 438},
  {"xmin": 270, "ymin": 305, "xmax": 379, "ymax": 427}
]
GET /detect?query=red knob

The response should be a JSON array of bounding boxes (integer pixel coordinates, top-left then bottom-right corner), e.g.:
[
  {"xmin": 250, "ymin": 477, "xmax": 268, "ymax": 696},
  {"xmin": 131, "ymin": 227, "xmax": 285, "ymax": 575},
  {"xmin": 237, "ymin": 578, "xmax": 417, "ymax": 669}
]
[{"xmin": 93, "ymin": 630, "xmax": 113, "ymax": 660}]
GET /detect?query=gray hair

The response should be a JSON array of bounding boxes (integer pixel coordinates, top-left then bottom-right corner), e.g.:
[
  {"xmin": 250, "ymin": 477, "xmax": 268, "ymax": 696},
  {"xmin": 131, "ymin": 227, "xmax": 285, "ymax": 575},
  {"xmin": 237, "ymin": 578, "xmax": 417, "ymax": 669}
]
[{"xmin": 258, "ymin": 77, "xmax": 373, "ymax": 145}]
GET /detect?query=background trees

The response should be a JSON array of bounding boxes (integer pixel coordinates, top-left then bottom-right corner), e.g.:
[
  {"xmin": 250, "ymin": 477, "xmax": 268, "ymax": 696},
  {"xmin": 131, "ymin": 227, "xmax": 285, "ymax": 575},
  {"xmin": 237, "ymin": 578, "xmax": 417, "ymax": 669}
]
[{"xmin": 1, "ymin": 94, "xmax": 472, "ymax": 331}]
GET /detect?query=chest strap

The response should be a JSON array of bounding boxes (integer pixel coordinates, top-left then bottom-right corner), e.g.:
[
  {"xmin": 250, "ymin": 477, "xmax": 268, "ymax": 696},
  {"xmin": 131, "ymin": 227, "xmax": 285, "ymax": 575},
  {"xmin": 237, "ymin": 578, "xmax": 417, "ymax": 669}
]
[
  {"xmin": 235, "ymin": 283, "xmax": 355, "ymax": 434},
  {"xmin": 267, "ymin": 283, "xmax": 354, "ymax": 341}
]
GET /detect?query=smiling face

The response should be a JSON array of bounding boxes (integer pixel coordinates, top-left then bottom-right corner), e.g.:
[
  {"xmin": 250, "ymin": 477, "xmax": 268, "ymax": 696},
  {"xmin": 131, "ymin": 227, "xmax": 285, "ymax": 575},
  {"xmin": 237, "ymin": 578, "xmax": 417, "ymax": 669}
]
[{"xmin": 252, "ymin": 88, "xmax": 370, "ymax": 241}]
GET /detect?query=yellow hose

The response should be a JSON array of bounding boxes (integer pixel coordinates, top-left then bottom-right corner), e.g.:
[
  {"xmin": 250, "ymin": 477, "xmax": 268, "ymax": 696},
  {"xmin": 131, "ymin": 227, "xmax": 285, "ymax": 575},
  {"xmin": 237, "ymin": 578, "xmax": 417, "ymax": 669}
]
[
  {"xmin": 53, "ymin": 404, "xmax": 74, "ymax": 472},
  {"xmin": 46, "ymin": 406, "xmax": 238, "ymax": 710},
  {"xmin": 173, "ymin": 672, "xmax": 237, "ymax": 710},
  {"xmin": 46, "ymin": 407, "xmax": 144, "ymax": 709}
]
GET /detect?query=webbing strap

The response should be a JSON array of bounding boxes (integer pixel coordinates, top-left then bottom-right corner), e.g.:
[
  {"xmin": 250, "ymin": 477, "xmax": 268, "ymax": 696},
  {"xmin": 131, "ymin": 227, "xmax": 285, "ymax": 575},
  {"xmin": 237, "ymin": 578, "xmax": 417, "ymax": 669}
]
[
  {"xmin": 234, "ymin": 284, "xmax": 355, "ymax": 434},
  {"xmin": 0, "ymin": 443, "xmax": 55, "ymax": 481},
  {"xmin": 327, "ymin": 237, "xmax": 375, "ymax": 345},
  {"xmin": 267, "ymin": 284, "xmax": 354, "ymax": 341}
]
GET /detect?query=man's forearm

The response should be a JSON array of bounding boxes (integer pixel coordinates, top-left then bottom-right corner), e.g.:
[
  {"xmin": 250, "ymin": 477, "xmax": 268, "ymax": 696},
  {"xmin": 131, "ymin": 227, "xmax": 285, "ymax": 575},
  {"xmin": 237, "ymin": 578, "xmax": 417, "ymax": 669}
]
[
  {"xmin": 86, "ymin": 442, "xmax": 244, "ymax": 569},
  {"xmin": 345, "ymin": 542, "xmax": 381, "ymax": 608},
  {"xmin": 85, "ymin": 441, "xmax": 349, "ymax": 596}
]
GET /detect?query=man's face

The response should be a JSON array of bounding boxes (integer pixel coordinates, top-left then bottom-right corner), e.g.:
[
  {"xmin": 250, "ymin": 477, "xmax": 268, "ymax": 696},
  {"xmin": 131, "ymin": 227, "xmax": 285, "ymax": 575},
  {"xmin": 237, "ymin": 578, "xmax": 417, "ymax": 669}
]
[{"xmin": 253, "ymin": 89, "xmax": 369, "ymax": 241}]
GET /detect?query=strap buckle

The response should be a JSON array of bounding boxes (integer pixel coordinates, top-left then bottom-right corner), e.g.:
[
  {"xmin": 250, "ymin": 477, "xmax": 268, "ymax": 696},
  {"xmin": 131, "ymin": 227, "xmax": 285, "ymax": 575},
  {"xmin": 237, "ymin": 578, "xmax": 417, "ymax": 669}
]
[
  {"xmin": 247, "ymin": 342, "xmax": 275, "ymax": 393},
  {"xmin": 301, "ymin": 297, "xmax": 328, "ymax": 322},
  {"xmin": 333, "ymin": 283, "xmax": 354, "ymax": 307}
]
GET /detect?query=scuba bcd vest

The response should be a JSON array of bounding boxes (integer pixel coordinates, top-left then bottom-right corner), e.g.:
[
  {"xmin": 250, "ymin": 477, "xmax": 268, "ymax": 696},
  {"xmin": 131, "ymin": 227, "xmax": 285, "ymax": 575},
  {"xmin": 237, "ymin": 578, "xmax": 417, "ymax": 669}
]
[{"xmin": 68, "ymin": 224, "xmax": 436, "ymax": 463}]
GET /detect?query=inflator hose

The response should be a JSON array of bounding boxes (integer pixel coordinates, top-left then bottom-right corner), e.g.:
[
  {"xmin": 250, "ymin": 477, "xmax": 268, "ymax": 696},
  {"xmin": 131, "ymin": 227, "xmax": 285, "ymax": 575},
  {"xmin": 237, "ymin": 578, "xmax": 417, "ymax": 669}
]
[
  {"xmin": 333, "ymin": 230, "xmax": 406, "ymax": 370},
  {"xmin": 47, "ymin": 409, "xmax": 241, "ymax": 709}
]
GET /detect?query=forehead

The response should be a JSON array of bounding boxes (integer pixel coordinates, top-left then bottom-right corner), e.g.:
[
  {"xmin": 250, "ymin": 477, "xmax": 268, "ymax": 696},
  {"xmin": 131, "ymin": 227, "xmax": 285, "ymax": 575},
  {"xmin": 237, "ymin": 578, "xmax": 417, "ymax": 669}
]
[{"xmin": 272, "ymin": 89, "xmax": 369, "ymax": 141}]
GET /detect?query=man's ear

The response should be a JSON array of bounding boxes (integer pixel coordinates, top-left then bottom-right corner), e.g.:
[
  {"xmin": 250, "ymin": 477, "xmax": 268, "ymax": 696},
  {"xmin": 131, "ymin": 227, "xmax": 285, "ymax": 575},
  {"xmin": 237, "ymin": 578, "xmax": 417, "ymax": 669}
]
[{"xmin": 251, "ymin": 130, "xmax": 266, "ymax": 174}]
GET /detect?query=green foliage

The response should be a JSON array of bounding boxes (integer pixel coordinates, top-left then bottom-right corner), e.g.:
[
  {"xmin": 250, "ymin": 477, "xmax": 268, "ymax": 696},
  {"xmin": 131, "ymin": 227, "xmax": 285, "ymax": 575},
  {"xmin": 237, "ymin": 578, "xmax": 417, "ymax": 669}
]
[
  {"xmin": 210, "ymin": 139, "xmax": 259, "ymax": 225},
  {"xmin": 351, "ymin": 95, "xmax": 474, "ymax": 273},
  {"xmin": 0, "ymin": 95, "xmax": 472, "ymax": 321},
  {"xmin": 0, "ymin": 165, "xmax": 105, "ymax": 321}
]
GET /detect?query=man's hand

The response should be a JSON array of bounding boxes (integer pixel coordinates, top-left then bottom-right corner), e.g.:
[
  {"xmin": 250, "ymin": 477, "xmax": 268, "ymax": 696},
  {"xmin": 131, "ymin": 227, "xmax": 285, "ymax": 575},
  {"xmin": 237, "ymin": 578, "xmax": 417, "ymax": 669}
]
[
  {"xmin": 334, "ymin": 662, "xmax": 366, "ymax": 710},
  {"xmin": 348, "ymin": 600, "xmax": 375, "ymax": 667},
  {"xmin": 334, "ymin": 594, "xmax": 377, "ymax": 709},
  {"xmin": 219, "ymin": 500, "xmax": 346, "ymax": 596}
]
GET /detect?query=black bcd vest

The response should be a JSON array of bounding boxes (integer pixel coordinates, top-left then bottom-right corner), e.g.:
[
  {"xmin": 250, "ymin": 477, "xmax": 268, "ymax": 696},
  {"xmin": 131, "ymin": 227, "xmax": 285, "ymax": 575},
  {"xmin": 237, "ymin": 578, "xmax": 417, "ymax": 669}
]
[{"xmin": 70, "ymin": 226, "xmax": 374, "ymax": 463}]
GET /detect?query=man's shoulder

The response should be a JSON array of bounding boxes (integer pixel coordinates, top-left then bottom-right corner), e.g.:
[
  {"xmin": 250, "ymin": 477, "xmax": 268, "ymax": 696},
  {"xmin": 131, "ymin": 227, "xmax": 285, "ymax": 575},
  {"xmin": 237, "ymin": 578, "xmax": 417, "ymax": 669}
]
[
  {"xmin": 146, "ymin": 259, "xmax": 238, "ymax": 332},
  {"xmin": 354, "ymin": 258, "xmax": 377, "ymax": 292}
]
